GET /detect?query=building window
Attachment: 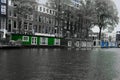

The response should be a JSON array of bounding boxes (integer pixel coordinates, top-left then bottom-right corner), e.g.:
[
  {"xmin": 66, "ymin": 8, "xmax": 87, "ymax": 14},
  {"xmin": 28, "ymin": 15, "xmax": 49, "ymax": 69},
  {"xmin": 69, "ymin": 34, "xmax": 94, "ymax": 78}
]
[
  {"xmin": 22, "ymin": 36, "xmax": 29, "ymax": 42},
  {"xmin": 40, "ymin": 7, "xmax": 42, "ymax": 11},
  {"xmin": 46, "ymin": 9, "xmax": 49, "ymax": 13},
  {"xmin": 54, "ymin": 12, "xmax": 56, "ymax": 15},
  {"xmin": 24, "ymin": 15, "xmax": 28, "ymax": 20},
  {"xmin": 77, "ymin": 4, "xmax": 79, "ymax": 7},
  {"xmin": 68, "ymin": 41, "xmax": 72, "ymax": 47},
  {"xmin": 45, "ymin": 26, "xmax": 48, "ymax": 33},
  {"xmin": 40, "ymin": 37, "xmax": 48, "ymax": 45},
  {"xmin": 43, "ymin": 17, "xmax": 46, "ymax": 23},
  {"xmin": 46, "ymin": 17, "xmax": 49, "ymax": 23},
  {"xmin": 50, "ymin": 10, "xmax": 52, "ymax": 14},
  {"xmin": 49, "ymin": 19, "xmax": 52, "ymax": 24},
  {"xmin": 48, "ymin": 27, "xmax": 51, "ymax": 34},
  {"xmin": 39, "ymin": 25, "xmax": 41, "ymax": 33},
  {"xmin": 53, "ymin": 11, "xmax": 55, "ymax": 15},
  {"xmin": 31, "ymin": 37, "xmax": 37, "ymax": 45},
  {"xmin": 0, "ymin": 18, "xmax": 6, "ymax": 29},
  {"xmin": 42, "ymin": 26, "xmax": 45, "ymax": 33},
  {"xmin": 24, "ymin": 22, "xmax": 28, "ymax": 30},
  {"xmin": 8, "ymin": 20, "xmax": 12, "ymax": 32},
  {"xmin": 39, "ymin": 16, "xmax": 42, "ymax": 22},
  {"xmin": 34, "ymin": 14, "xmax": 38, "ymax": 21},
  {"xmin": 51, "ymin": 27, "xmax": 54, "ymax": 34},
  {"xmin": 8, "ymin": 9, "xmax": 12, "ymax": 16},
  {"xmin": 13, "ymin": 21, "xmax": 17, "ymax": 28},
  {"xmin": 55, "ymin": 39, "xmax": 60, "ymax": 45},
  {"xmin": 29, "ymin": 23, "xmax": 32, "ymax": 30},
  {"xmin": 1, "ymin": 5, "xmax": 6, "ymax": 15},
  {"xmin": 29, "ymin": 15, "xmax": 33, "ymax": 21},
  {"xmin": 13, "ymin": 11, "xmax": 17, "ymax": 17},
  {"xmin": 34, "ymin": 25, "xmax": 37, "ymax": 33},
  {"xmin": 43, "ymin": 8, "xmax": 45, "ymax": 12},
  {"xmin": 8, "ymin": 0, "xmax": 12, "ymax": 5},
  {"xmin": 1, "ymin": 0, "xmax": 6, "ymax": 3}
]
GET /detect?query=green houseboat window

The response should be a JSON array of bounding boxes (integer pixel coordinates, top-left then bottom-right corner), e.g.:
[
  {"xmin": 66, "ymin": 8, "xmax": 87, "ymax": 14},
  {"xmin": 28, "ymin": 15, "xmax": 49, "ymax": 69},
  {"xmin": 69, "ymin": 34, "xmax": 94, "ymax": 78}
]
[
  {"xmin": 68, "ymin": 41, "xmax": 72, "ymax": 47},
  {"xmin": 40, "ymin": 37, "xmax": 48, "ymax": 45},
  {"xmin": 31, "ymin": 37, "xmax": 37, "ymax": 45},
  {"xmin": 23, "ymin": 36, "xmax": 29, "ymax": 42},
  {"xmin": 55, "ymin": 39, "xmax": 60, "ymax": 45}
]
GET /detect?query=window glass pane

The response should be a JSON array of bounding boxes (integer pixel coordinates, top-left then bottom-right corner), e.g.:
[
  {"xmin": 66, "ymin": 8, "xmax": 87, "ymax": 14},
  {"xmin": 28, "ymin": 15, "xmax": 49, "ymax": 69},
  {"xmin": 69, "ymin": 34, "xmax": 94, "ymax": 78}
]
[
  {"xmin": 40, "ymin": 7, "xmax": 42, "ymax": 11},
  {"xmin": 1, "ymin": 5, "xmax": 6, "ymax": 15},
  {"xmin": 24, "ymin": 22, "xmax": 28, "ymax": 30},
  {"xmin": 0, "ymin": 18, "xmax": 6, "ymax": 29},
  {"xmin": 41, "ymin": 37, "xmax": 48, "ymax": 45},
  {"xmin": 29, "ymin": 23, "xmax": 32, "ymax": 30},
  {"xmin": 1, "ymin": 0, "xmax": 6, "ymax": 3},
  {"xmin": 55, "ymin": 39, "xmax": 60, "ymax": 45},
  {"xmin": 34, "ymin": 25, "xmax": 37, "ymax": 32},
  {"xmin": 39, "ymin": 25, "xmax": 41, "ymax": 33},
  {"xmin": 39, "ymin": 16, "xmax": 42, "ymax": 22},
  {"xmin": 31, "ymin": 37, "xmax": 37, "ymax": 45},
  {"xmin": 8, "ymin": 20, "xmax": 12, "ymax": 32},
  {"xmin": 13, "ymin": 21, "xmax": 16, "ymax": 28},
  {"xmin": 23, "ymin": 36, "xmax": 29, "ymax": 42}
]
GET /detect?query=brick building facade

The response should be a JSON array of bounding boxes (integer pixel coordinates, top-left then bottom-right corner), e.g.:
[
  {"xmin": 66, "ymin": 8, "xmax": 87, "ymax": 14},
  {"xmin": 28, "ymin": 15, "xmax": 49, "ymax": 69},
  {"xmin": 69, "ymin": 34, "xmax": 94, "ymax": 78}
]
[{"xmin": 0, "ymin": 0, "xmax": 8, "ymax": 39}]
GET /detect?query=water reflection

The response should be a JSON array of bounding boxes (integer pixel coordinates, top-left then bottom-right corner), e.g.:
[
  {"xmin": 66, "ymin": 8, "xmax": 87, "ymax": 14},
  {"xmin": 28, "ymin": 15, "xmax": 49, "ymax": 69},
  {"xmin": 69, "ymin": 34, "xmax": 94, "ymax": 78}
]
[{"xmin": 0, "ymin": 48, "xmax": 119, "ymax": 80}]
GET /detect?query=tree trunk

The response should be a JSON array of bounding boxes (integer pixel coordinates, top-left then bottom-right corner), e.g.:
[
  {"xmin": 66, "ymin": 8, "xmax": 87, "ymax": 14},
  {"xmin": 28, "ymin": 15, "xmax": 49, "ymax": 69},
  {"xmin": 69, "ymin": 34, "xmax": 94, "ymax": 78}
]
[{"xmin": 99, "ymin": 27, "xmax": 102, "ymax": 40}]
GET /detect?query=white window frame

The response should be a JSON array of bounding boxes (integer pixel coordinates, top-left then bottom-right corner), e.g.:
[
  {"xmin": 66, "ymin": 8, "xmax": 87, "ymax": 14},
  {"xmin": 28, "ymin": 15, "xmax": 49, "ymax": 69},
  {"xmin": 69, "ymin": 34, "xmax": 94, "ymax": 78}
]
[
  {"xmin": 68, "ymin": 41, "xmax": 72, "ymax": 47},
  {"xmin": 0, "ymin": 18, "xmax": 6, "ymax": 29},
  {"xmin": 40, "ymin": 7, "xmax": 42, "ymax": 12},
  {"xmin": 1, "ymin": 0, "xmax": 6, "ymax": 3},
  {"xmin": 55, "ymin": 39, "xmax": 60, "ymax": 45},
  {"xmin": 31, "ymin": 37, "xmax": 37, "ymax": 45},
  {"xmin": 22, "ymin": 36, "xmax": 29, "ymax": 42},
  {"xmin": 75, "ymin": 41, "xmax": 80, "ymax": 47},
  {"xmin": 1, "ymin": 5, "xmax": 6, "ymax": 15},
  {"xmin": 40, "ymin": 37, "xmax": 48, "ymax": 45},
  {"xmin": 24, "ymin": 22, "xmax": 28, "ymax": 30}
]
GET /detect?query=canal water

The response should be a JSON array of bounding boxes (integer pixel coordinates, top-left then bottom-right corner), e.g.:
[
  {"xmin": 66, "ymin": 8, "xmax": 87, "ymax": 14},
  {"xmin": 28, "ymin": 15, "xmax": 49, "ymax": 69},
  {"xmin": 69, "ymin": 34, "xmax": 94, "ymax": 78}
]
[{"xmin": 0, "ymin": 48, "xmax": 120, "ymax": 80}]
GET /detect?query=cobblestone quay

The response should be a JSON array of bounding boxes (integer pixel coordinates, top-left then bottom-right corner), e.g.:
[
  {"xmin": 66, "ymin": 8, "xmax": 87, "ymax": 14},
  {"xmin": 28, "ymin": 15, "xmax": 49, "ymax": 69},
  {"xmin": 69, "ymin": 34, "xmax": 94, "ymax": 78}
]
[{"xmin": 0, "ymin": 48, "xmax": 119, "ymax": 80}]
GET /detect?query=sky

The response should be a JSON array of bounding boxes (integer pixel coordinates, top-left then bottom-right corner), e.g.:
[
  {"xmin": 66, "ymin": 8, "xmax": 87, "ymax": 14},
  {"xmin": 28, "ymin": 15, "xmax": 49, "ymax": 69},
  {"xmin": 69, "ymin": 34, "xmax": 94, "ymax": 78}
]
[{"xmin": 113, "ymin": 0, "xmax": 120, "ymax": 32}]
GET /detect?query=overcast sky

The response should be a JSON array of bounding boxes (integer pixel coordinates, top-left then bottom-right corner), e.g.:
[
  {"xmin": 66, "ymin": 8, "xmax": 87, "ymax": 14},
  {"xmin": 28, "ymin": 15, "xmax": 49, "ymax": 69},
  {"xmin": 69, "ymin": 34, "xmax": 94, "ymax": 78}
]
[{"xmin": 113, "ymin": 0, "xmax": 120, "ymax": 32}]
